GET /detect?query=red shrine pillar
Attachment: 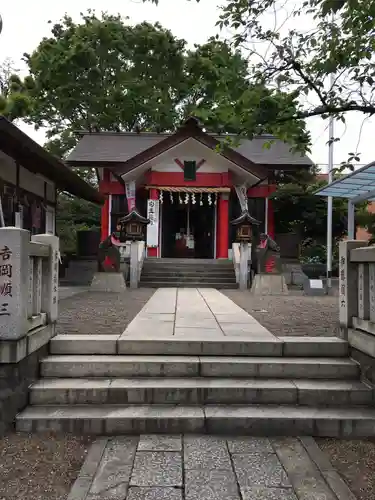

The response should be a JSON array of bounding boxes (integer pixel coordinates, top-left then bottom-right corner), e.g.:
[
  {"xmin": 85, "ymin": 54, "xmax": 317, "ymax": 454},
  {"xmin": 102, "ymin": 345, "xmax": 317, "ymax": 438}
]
[
  {"xmin": 100, "ymin": 169, "xmax": 111, "ymax": 241},
  {"xmin": 267, "ymin": 185, "xmax": 276, "ymax": 238},
  {"xmin": 217, "ymin": 193, "xmax": 229, "ymax": 259},
  {"xmin": 147, "ymin": 188, "xmax": 159, "ymax": 257}
]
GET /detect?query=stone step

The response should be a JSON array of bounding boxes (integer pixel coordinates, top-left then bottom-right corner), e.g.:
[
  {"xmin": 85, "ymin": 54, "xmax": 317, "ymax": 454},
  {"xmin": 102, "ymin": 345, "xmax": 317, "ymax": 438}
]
[
  {"xmin": 50, "ymin": 335, "xmax": 349, "ymax": 358},
  {"xmin": 29, "ymin": 378, "xmax": 373, "ymax": 406},
  {"xmin": 40, "ymin": 355, "xmax": 359, "ymax": 379},
  {"xmin": 141, "ymin": 268, "xmax": 235, "ymax": 274},
  {"xmin": 143, "ymin": 259, "xmax": 233, "ymax": 266},
  {"xmin": 140, "ymin": 276, "xmax": 237, "ymax": 284},
  {"xmin": 139, "ymin": 281, "xmax": 238, "ymax": 288},
  {"xmin": 16, "ymin": 404, "xmax": 375, "ymax": 436}
]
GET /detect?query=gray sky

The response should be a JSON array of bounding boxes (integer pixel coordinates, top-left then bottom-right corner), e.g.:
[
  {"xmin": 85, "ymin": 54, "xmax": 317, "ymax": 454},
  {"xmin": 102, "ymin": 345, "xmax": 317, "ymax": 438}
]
[{"xmin": 1, "ymin": 0, "xmax": 374, "ymax": 169}]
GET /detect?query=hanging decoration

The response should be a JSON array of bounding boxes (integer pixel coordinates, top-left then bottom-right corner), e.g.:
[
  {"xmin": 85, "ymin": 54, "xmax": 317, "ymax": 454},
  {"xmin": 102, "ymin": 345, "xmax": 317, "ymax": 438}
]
[
  {"xmin": 214, "ymin": 193, "xmax": 218, "ymax": 205},
  {"xmin": 200, "ymin": 193, "xmax": 203, "ymax": 206},
  {"xmin": 179, "ymin": 193, "xmax": 183, "ymax": 204},
  {"xmin": 170, "ymin": 192, "xmax": 174, "ymax": 204},
  {"xmin": 191, "ymin": 193, "xmax": 196, "ymax": 205},
  {"xmin": 184, "ymin": 192, "xmax": 189, "ymax": 204},
  {"xmin": 208, "ymin": 193, "xmax": 212, "ymax": 205},
  {"xmin": 159, "ymin": 190, "xmax": 163, "ymax": 204}
]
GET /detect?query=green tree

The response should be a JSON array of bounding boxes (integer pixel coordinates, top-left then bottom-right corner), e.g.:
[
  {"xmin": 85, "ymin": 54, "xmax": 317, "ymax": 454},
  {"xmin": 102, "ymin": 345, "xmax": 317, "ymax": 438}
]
[
  {"xmin": 24, "ymin": 12, "xmax": 188, "ymax": 153},
  {"xmin": 23, "ymin": 10, "xmax": 308, "ymax": 156},
  {"xmin": 218, "ymin": 0, "xmax": 375, "ymax": 152},
  {"xmin": 0, "ymin": 58, "xmax": 33, "ymax": 121},
  {"xmin": 145, "ymin": 0, "xmax": 375, "ymax": 159}
]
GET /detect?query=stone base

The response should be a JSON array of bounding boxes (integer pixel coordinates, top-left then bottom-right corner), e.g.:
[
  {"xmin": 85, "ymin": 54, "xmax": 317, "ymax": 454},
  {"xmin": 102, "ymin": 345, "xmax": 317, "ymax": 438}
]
[
  {"xmin": 251, "ymin": 274, "xmax": 289, "ymax": 295},
  {"xmin": 90, "ymin": 272, "xmax": 126, "ymax": 293},
  {"xmin": 0, "ymin": 343, "xmax": 48, "ymax": 435}
]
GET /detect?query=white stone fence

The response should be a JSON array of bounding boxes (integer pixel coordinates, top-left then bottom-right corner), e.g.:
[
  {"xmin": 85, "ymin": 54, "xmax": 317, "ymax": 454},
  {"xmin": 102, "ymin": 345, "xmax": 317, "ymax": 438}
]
[
  {"xmin": 339, "ymin": 240, "xmax": 375, "ymax": 357},
  {"xmin": 0, "ymin": 227, "xmax": 59, "ymax": 363}
]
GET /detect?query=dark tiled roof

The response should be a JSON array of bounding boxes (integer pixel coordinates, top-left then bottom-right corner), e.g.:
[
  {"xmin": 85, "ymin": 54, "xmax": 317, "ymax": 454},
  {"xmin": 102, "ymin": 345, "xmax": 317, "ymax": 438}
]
[
  {"xmin": 67, "ymin": 132, "xmax": 313, "ymax": 167},
  {"xmin": 0, "ymin": 117, "xmax": 104, "ymax": 204}
]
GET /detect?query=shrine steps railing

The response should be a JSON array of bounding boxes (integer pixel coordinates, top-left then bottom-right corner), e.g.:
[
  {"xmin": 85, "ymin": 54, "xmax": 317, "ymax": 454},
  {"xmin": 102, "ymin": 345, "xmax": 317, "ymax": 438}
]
[
  {"xmin": 0, "ymin": 228, "xmax": 59, "ymax": 363},
  {"xmin": 339, "ymin": 240, "xmax": 375, "ymax": 381}
]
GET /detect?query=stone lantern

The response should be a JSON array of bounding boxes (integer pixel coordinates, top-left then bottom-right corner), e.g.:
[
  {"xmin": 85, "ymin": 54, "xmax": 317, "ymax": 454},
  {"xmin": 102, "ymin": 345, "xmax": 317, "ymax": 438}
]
[
  {"xmin": 231, "ymin": 210, "xmax": 261, "ymax": 243},
  {"xmin": 230, "ymin": 210, "xmax": 261, "ymax": 290},
  {"xmin": 119, "ymin": 209, "xmax": 149, "ymax": 242},
  {"xmin": 118, "ymin": 209, "xmax": 149, "ymax": 289}
]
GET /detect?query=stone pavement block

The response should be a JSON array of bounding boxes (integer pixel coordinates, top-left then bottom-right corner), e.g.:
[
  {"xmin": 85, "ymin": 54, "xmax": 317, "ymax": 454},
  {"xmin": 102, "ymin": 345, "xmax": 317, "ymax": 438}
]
[
  {"xmin": 127, "ymin": 487, "xmax": 183, "ymax": 500},
  {"xmin": 221, "ymin": 324, "xmax": 274, "ymax": 337},
  {"xmin": 185, "ymin": 469, "xmax": 240, "ymax": 500},
  {"xmin": 184, "ymin": 436, "xmax": 232, "ymax": 470},
  {"xmin": 130, "ymin": 451, "xmax": 182, "ymax": 487},
  {"xmin": 214, "ymin": 314, "xmax": 258, "ymax": 324},
  {"xmin": 241, "ymin": 487, "xmax": 298, "ymax": 500},
  {"xmin": 174, "ymin": 327, "xmax": 222, "ymax": 336},
  {"xmin": 86, "ymin": 483, "xmax": 129, "ymax": 500},
  {"xmin": 86, "ymin": 437, "xmax": 138, "ymax": 499},
  {"xmin": 324, "ymin": 471, "xmax": 357, "ymax": 500},
  {"xmin": 124, "ymin": 321, "xmax": 175, "ymax": 336},
  {"xmin": 272, "ymin": 438, "xmax": 337, "ymax": 500},
  {"xmin": 291, "ymin": 476, "xmax": 337, "ymax": 500},
  {"xmin": 67, "ymin": 476, "xmax": 93, "ymax": 500},
  {"xmin": 233, "ymin": 454, "xmax": 291, "ymax": 488},
  {"xmin": 138, "ymin": 435, "xmax": 182, "ymax": 451},
  {"xmin": 79, "ymin": 437, "xmax": 108, "ymax": 477},
  {"xmin": 227, "ymin": 437, "xmax": 273, "ymax": 455},
  {"xmin": 272, "ymin": 438, "xmax": 320, "ymax": 476},
  {"xmin": 175, "ymin": 318, "xmax": 219, "ymax": 329}
]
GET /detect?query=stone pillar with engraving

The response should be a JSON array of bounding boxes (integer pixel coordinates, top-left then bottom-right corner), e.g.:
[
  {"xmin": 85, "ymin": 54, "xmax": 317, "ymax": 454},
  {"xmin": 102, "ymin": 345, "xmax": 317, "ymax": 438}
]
[
  {"xmin": 0, "ymin": 228, "xmax": 30, "ymax": 340},
  {"xmin": 339, "ymin": 240, "xmax": 368, "ymax": 339},
  {"xmin": 32, "ymin": 233, "xmax": 59, "ymax": 323}
]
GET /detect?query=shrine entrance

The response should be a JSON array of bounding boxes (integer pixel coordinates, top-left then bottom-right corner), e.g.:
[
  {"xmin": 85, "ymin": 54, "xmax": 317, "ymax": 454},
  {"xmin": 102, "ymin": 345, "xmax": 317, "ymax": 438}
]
[{"xmin": 161, "ymin": 192, "xmax": 216, "ymax": 259}]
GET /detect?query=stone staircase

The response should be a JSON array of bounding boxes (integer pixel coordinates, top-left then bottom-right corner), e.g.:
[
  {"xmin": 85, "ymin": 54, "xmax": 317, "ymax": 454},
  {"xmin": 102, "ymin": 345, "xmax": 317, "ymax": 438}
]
[
  {"xmin": 16, "ymin": 335, "xmax": 375, "ymax": 436},
  {"xmin": 139, "ymin": 259, "xmax": 237, "ymax": 289}
]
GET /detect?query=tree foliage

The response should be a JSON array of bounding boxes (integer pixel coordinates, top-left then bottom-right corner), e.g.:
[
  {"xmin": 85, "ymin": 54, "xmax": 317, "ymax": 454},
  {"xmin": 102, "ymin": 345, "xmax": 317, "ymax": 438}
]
[
  {"xmin": 271, "ymin": 178, "xmax": 348, "ymax": 241},
  {"xmin": 145, "ymin": 0, "xmax": 375, "ymax": 159},
  {"xmin": 218, "ymin": 0, "xmax": 375, "ymax": 125},
  {"xmin": 0, "ymin": 58, "xmax": 33, "ymax": 121},
  {"xmin": 22, "ymin": 10, "xmax": 308, "ymax": 157}
]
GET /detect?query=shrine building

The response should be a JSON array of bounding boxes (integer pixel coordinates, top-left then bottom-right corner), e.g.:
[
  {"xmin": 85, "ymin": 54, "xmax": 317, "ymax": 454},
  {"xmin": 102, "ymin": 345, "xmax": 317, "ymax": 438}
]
[{"xmin": 67, "ymin": 118, "xmax": 313, "ymax": 259}]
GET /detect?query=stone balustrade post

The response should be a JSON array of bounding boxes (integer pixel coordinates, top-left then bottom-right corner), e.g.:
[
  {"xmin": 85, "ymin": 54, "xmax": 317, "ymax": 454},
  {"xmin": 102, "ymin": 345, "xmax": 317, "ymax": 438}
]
[
  {"xmin": 0, "ymin": 227, "xmax": 30, "ymax": 340},
  {"xmin": 239, "ymin": 242, "xmax": 249, "ymax": 290},
  {"xmin": 130, "ymin": 241, "xmax": 139, "ymax": 289},
  {"xmin": 339, "ymin": 239, "xmax": 367, "ymax": 339},
  {"xmin": 32, "ymin": 234, "xmax": 59, "ymax": 323}
]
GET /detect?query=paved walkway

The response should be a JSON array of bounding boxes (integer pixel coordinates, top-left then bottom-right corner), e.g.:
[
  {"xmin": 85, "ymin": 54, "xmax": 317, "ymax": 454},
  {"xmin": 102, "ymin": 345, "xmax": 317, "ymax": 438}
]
[
  {"xmin": 68, "ymin": 435, "xmax": 356, "ymax": 500},
  {"xmin": 121, "ymin": 288, "xmax": 276, "ymax": 339}
]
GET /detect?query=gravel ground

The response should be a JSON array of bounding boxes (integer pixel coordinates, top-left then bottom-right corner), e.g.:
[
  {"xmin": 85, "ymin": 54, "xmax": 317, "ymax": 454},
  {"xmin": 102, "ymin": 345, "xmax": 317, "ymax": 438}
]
[
  {"xmin": 224, "ymin": 290, "xmax": 339, "ymax": 336},
  {"xmin": 318, "ymin": 439, "xmax": 375, "ymax": 500},
  {"xmin": 0, "ymin": 433, "xmax": 94, "ymax": 500},
  {"xmin": 56, "ymin": 288, "xmax": 155, "ymax": 335}
]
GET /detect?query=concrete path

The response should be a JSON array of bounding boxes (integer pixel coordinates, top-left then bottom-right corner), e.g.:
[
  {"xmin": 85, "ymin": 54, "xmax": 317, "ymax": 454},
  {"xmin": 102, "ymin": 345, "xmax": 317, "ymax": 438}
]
[
  {"xmin": 121, "ymin": 288, "xmax": 276, "ymax": 338},
  {"xmin": 59, "ymin": 286, "xmax": 88, "ymax": 301},
  {"xmin": 68, "ymin": 435, "xmax": 356, "ymax": 500}
]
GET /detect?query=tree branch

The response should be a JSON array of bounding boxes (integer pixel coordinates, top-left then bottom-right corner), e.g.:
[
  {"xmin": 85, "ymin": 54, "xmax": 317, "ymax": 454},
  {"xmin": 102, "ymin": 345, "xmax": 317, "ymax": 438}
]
[{"xmin": 277, "ymin": 103, "xmax": 375, "ymax": 122}]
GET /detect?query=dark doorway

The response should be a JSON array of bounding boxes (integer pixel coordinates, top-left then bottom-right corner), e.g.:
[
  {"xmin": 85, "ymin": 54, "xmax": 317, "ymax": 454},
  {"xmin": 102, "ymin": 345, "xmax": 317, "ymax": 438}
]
[{"xmin": 161, "ymin": 195, "xmax": 216, "ymax": 258}]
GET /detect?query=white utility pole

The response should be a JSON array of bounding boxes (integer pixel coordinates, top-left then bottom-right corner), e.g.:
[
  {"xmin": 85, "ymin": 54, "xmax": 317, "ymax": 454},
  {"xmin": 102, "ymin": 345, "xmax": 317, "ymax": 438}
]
[
  {"xmin": 326, "ymin": 14, "xmax": 335, "ymax": 288},
  {"xmin": 326, "ymin": 104, "xmax": 334, "ymax": 288}
]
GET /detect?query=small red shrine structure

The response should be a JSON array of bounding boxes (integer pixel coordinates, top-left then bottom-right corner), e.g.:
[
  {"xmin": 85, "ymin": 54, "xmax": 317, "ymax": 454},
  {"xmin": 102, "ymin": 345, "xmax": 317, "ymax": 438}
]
[{"xmin": 67, "ymin": 118, "xmax": 312, "ymax": 259}]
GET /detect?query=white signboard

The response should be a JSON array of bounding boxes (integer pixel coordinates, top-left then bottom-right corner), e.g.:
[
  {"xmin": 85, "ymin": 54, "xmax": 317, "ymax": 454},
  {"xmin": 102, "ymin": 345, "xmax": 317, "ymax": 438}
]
[
  {"xmin": 147, "ymin": 199, "xmax": 159, "ymax": 248},
  {"xmin": 310, "ymin": 279, "xmax": 324, "ymax": 289},
  {"xmin": 125, "ymin": 181, "xmax": 136, "ymax": 211}
]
